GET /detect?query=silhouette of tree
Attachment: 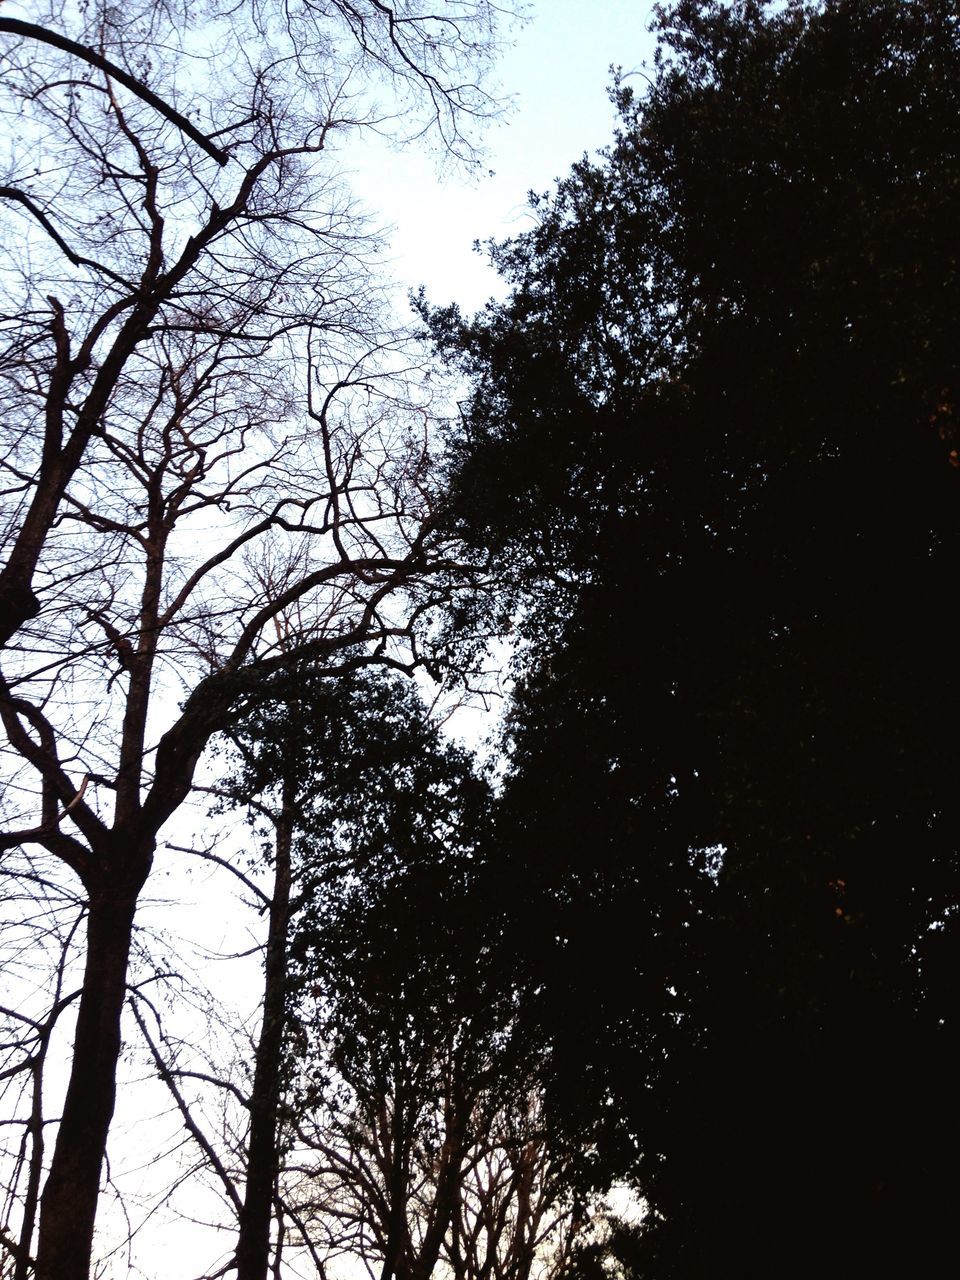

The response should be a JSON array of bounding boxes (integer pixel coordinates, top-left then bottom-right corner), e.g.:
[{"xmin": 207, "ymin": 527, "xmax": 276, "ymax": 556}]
[
  {"xmin": 426, "ymin": 2, "xmax": 960, "ymax": 1274},
  {"xmin": 282, "ymin": 671, "xmax": 548, "ymax": 1280},
  {"xmin": 206, "ymin": 669, "xmax": 582, "ymax": 1280},
  {"xmin": 0, "ymin": 3, "xmax": 512, "ymax": 1275}
]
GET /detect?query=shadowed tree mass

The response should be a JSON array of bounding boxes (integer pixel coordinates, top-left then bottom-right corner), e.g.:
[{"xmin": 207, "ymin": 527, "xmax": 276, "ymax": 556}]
[
  {"xmin": 426, "ymin": 1, "xmax": 960, "ymax": 1275},
  {"xmin": 3, "ymin": 1, "xmax": 960, "ymax": 1277}
]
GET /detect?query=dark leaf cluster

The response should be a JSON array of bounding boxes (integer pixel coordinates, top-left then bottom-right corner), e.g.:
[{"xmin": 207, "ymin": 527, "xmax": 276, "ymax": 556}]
[{"xmin": 425, "ymin": 2, "xmax": 960, "ymax": 1275}]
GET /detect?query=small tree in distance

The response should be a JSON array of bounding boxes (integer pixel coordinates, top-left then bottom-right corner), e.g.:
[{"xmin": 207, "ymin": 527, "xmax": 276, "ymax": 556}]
[{"xmin": 0, "ymin": 3, "xmax": 513, "ymax": 1276}]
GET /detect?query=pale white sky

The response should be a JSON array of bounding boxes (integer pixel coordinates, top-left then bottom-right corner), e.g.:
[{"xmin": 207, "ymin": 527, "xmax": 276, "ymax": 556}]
[{"xmin": 349, "ymin": 0, "xmax": 658, "ymax": 314}]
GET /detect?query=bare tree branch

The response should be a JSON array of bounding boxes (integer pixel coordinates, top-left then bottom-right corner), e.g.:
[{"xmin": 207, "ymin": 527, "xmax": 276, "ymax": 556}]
[
  {"xmin": 130, "ymin": 996, "xmax": 244, "ymax": 1217},
  {"xmin": 0, "ymin": 18, "xmax": 230, "ymax": 165}
]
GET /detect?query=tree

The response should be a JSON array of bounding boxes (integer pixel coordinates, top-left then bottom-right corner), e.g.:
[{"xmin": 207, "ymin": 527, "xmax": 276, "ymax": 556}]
[
  {"xmin": 0, "ymin": 4, "xmax": 511, "ymax": 1276},
  {"xmin": 426, "ymin": 1, "xmax": 960, "ymax": 1274},
  {"xmin": 0, "ymin": 857, "xmax": 85, "ymax": 1280},
  {"xmin": 442, "ymin": 1095, "xmax": 586, "ymax": 1280},
  {"xmin": 280, "ymin": 670, "xmax": 533, "ymax": 1280},
  {"xmin": 205, "ymin": 669, "xmax": 581, "ymax": 1280}
]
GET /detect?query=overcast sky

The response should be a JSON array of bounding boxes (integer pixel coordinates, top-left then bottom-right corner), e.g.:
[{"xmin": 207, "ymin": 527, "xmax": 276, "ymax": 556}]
[{"xmin": 348, "ymin": 0, "xmax": 659, "ymax": 315}]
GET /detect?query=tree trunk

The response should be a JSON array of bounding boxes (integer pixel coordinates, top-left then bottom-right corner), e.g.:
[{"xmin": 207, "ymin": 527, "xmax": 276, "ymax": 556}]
[
  {"xmin": 411, "ymin": 1104, "xmax": 467, "ymax": 1280},
  {"xmin": 33, "ymin": 850, "xmax": 149, "ymax": 1280},
  {"xmin": 235, "ymin": 780, "xmax": 294, "ymax": 1280}
]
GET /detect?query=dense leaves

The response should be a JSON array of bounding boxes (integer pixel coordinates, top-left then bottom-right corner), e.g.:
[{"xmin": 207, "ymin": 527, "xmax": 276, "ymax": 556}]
[
  {"xmin": 429, "ymin": 2, "xmax": 960, "ymax": 1275},
  {"xmin": 283, "ymin": 671, "xmax": 505, "ymax": 1098},
  {"xmin": 222, "ymin": 666, "xmax": 510, "ymax": 1110}
]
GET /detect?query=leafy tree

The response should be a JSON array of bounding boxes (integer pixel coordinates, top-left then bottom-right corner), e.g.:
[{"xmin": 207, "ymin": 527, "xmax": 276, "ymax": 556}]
[
  {"xmin": 426, "ymin": 1, "xmax": 960, "ymax": 1274},
  {"xmin": 194, "ymin": 668, "xmax": 579, "ymax": 1280},
  {"xmin": 282, "ymin": 671, "xmax": 540, "ymax": 1280},
  {"xmin": 199, "ymin": 666, "xmax": 593, "ymax": 1280},
  {"xmin": 223, "ymin": 665, "xmax": 502, "ymax": 1280}
]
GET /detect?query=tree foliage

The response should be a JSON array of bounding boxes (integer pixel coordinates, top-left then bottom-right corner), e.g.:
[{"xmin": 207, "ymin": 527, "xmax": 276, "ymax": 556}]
[
  {"xmin": 282, "ymin": 672, "xmax": 540, "ymax": 1280},
  {"xmin": 427, "ymin": 2, "xmax": 960, "ymax": 1274},
  {"xmin": 215, "ymin": 668, "xmax": 583, "ymax": 1280}
]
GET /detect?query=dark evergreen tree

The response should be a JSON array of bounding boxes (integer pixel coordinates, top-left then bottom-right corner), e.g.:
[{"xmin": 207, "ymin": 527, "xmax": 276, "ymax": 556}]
[{"xmin": 426, "ymin": 3, "xmax": 960, "ymax": 1275}]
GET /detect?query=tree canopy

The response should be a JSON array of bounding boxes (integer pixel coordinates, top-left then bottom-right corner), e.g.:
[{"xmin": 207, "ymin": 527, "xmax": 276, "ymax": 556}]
[
  {"xmin": 427, "ymin": 1, "xmax": 960, "ymax": 1274},
  {"xmin": 215, "ymin": 668, "xmax": 580, "ymax": 1280}
]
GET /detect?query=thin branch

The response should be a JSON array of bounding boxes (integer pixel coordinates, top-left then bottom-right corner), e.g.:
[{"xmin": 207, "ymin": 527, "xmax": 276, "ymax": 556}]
[
  {"xmin": 0, "ymin": 187, "xmax": 131, "ymax": 286},
  {"xmin": 130, "ymin": 998, "xmax": 243, "ymax": 1215},
  {"xmin": 166, "ymin": 842, "xmax": 271, "ymax": 909},
  {"xmin": 0, "ymin": 19, "xmax": 229, "ymax": 165}
]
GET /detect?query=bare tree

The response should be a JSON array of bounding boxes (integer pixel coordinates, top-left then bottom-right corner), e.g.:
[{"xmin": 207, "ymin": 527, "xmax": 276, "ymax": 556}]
[
  {"xmin": 289, "ymin": 1058, "xmax": 588, "ymax": 1280},
  {"xmin": 445, "ymin": 1100, "xmax": 585, "ymax": 1280},
  {"xmin": 291, "ymin": 1023, "xmax": 489, "ymax": 1280},
  {"xmin": 0, "ymin": 854, "xmax": 85, "ymax": 1280},
  {"xmin": 0, "ymin": 3, "xmax": 512, "ymax": 1276}
]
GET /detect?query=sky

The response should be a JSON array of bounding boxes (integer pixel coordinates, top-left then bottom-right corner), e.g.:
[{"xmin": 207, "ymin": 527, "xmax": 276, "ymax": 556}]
[{"xmin": 349, "ymin": 0, "xmax": 659, "ymax": 315}]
